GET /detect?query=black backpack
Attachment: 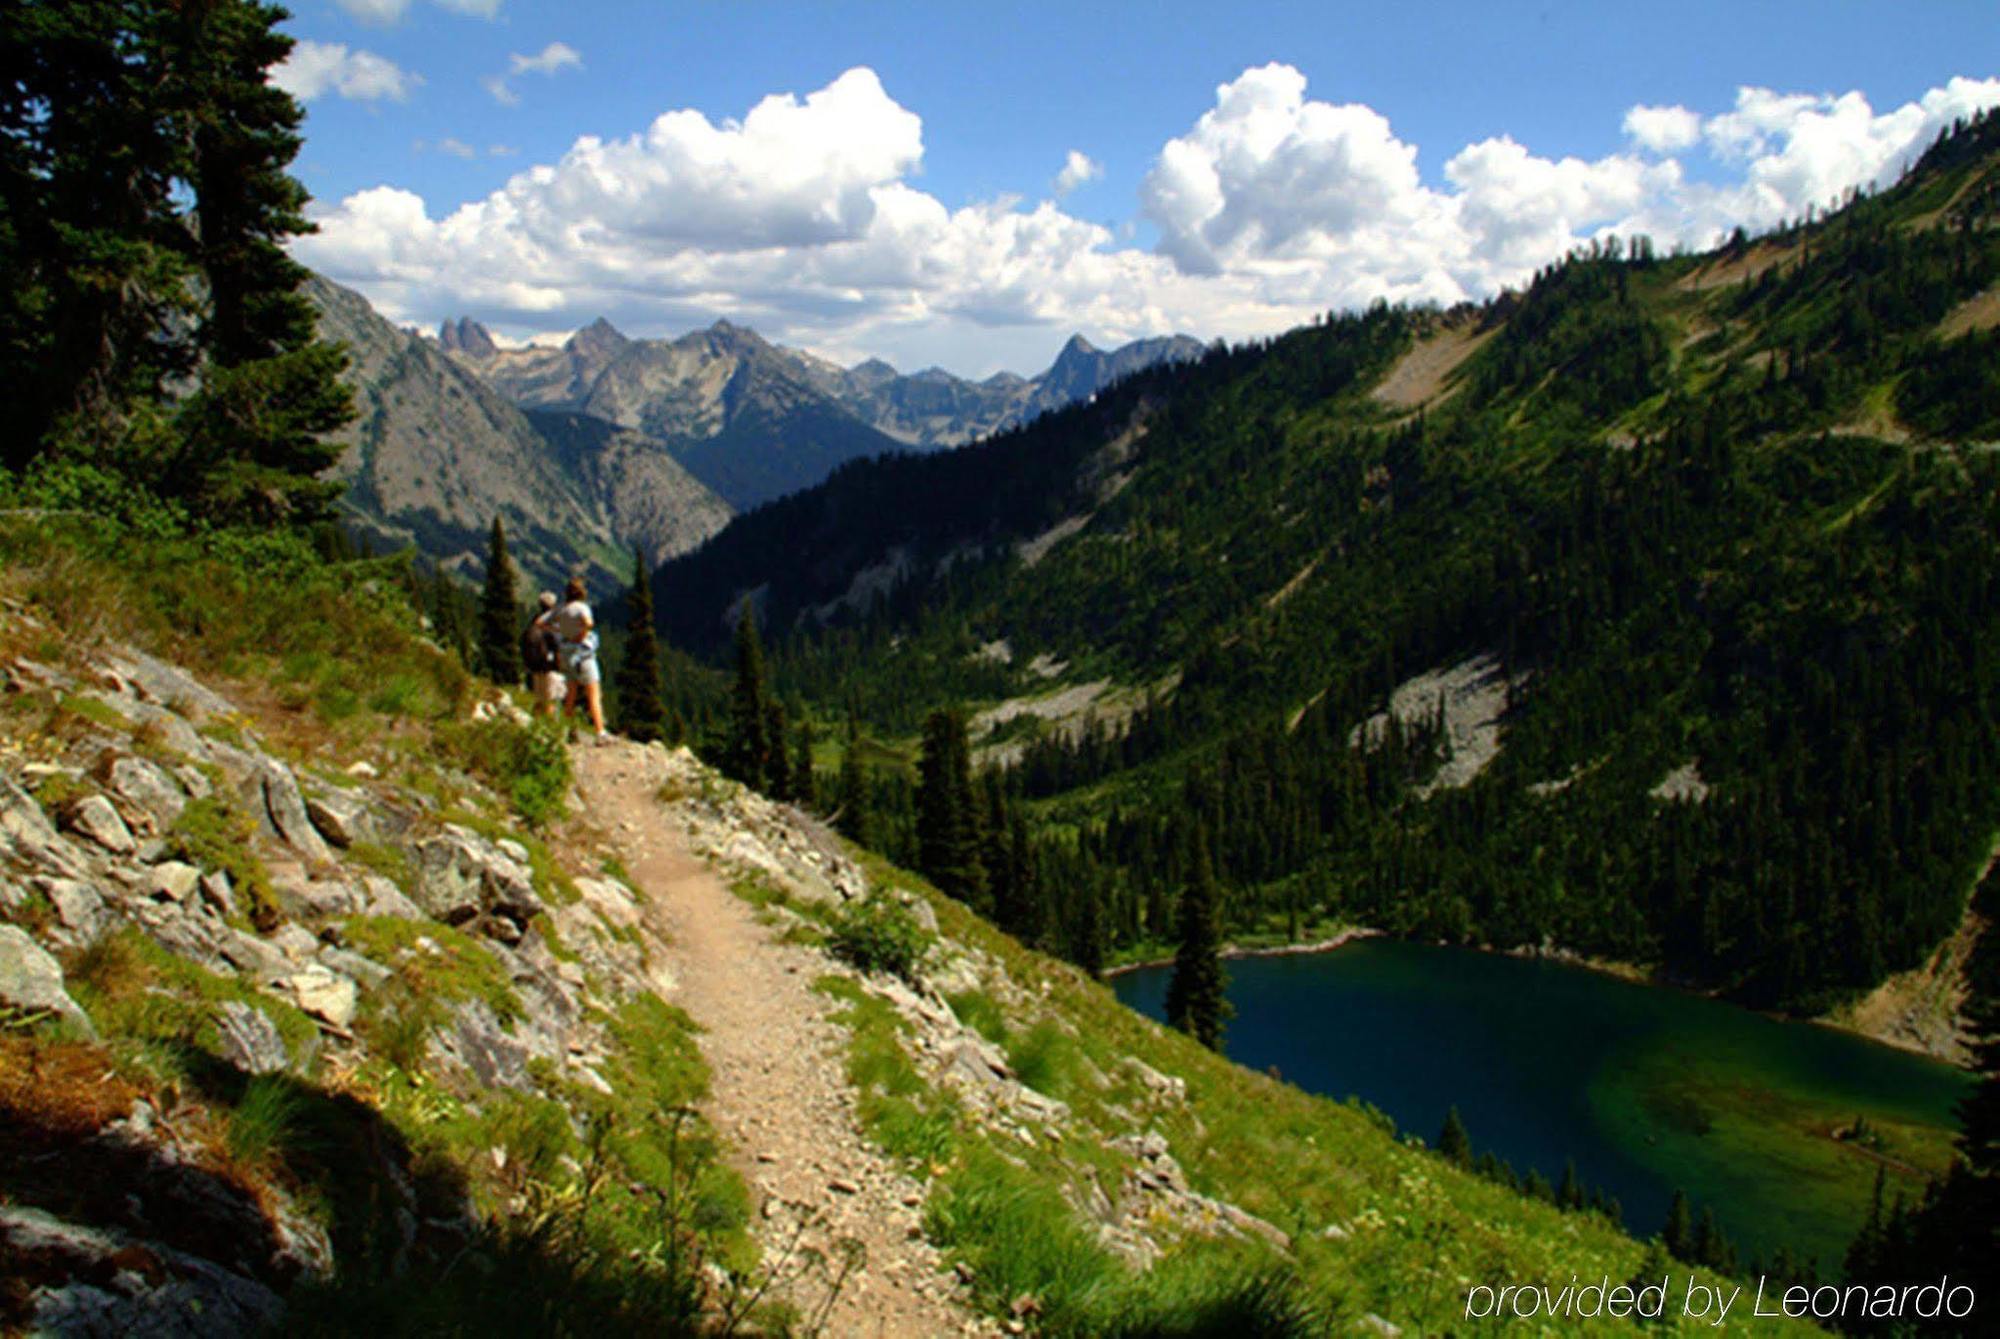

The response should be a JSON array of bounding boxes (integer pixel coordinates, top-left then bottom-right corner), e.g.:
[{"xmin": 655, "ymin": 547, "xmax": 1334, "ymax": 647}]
[{"xmin": 521, "ymin": 618, "xmax": 560, "ymax": 673}]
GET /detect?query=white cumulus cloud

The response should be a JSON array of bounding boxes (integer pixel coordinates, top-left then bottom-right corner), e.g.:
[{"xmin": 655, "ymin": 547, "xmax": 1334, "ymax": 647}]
[
  {"xmin": 1624, "ymin": 104, "xmax": 1701, "ymax": 154},
  {"xmin": 1053, "ymin": 150, "xmax": 1102, "ymax": 196},
  {"xmin": 297, "ymin": 64, "xmax": 2000, "ymax": 376},
  {"xmin": 272, "ymin": 40, "xmax": 421, "ymax": 103}
]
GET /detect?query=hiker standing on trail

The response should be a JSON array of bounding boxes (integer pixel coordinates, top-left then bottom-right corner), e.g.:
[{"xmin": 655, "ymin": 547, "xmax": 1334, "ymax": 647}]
[
  {"xmin": 522, "ymin": 591, "xmax": 564, "ymax": 719},
  {"xmin": 555, "ymin": 576, "xmax": 608, "ymax": 742}
]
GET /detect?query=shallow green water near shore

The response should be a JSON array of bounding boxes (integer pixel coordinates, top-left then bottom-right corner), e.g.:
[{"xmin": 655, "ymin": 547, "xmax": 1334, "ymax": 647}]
[{"xmin": 1112, "ymin": 939, "xmax": 1970, "ymax": 1270}]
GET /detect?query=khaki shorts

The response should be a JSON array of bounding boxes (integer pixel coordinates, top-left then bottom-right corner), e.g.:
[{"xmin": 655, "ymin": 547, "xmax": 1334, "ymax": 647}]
[{"xmin": 534, "ymin": 670, "xmax": 566, "ymax": 703}]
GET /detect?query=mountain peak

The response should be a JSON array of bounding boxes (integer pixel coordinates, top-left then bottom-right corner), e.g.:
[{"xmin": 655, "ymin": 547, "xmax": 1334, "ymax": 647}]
[
  {"xmin": 567, "ymin": 317, "xmax": 628, "ymax": 359},
  {"xmin": 1057, "ymin": 333, "xmax": 1101, "ymax": 358},
  {"xmin": 437, "ymin": 316, "xmax": 497, "ymax": 358}
]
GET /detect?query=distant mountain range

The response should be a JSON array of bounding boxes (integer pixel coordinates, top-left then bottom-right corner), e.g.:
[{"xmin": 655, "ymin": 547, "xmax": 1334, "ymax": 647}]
[
  {"xmin": 439, "ymin": 315, "xmax": 1205, "ymax": 509},
  {"xmin": 309, "ymin": 275, "xmax": 1202, "ymax": 584},
  {"xmin": 309, "ymin": 275, "xmax": 732, "ymax": 588}
]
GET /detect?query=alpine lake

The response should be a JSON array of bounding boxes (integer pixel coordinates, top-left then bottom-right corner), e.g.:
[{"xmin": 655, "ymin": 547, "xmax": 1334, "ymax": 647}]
[{"xmin": 1111, "ymin": 939, "xmax": 1971, "ymax": 1270}]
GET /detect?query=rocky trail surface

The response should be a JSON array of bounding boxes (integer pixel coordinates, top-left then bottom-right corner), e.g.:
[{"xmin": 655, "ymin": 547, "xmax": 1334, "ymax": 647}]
[{"xmin": 576, "ymin": 741, "xmax": 988, "ymax": 1338}]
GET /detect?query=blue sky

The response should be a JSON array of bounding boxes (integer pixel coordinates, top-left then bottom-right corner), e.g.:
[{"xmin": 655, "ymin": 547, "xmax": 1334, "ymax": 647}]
[{"xmin": 277, "ymin": 0, "xmax": 2000, "ymax": 375}]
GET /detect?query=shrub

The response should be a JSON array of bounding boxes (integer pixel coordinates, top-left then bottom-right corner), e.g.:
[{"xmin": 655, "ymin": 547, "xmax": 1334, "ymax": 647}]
[
  {"xmin": 439, "ymin": 717, "xmax": 573, "ymax": 828},
  {"xmin": 827, "ymin": 895, "xmax": 929, "ymax": 981}
]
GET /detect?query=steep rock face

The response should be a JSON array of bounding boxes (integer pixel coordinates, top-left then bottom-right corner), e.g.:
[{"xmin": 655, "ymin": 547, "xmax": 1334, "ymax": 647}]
[
  {"xmin": 308, "ymin": 277, "xmax": 727, "ymax": 582},
  {"xmin": 579, "ymin": 321, "xmax": 903, "ymax": 510},
  {"xmin": 443, "ymin": 317, "xmax": 629, "ymax": 412},
  {"xmin": 523, "ymin": 411, "xmax": 734, "ymax": 568}
]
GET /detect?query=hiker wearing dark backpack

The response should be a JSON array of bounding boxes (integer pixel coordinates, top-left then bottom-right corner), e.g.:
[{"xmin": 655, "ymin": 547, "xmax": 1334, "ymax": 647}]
[{"xmin": 523, "ymin": 591, "xmax": 564, "ymax": 719}]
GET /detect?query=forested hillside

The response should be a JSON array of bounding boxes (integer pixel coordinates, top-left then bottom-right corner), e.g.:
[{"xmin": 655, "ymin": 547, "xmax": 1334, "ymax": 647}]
[{"xmin": 660, "ymin": 109, "xmax": 2000, "ymax": 1013}]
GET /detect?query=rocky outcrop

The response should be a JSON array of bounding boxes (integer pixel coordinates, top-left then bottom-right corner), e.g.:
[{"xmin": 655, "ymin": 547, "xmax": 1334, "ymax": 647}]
[
  {"xmin": 0, "ymin": 924, "xmax": 93, "ymax": 1033},
  {"xmin": 0, "ymin": 637, "xmax": 662, "ymax": 1332}
]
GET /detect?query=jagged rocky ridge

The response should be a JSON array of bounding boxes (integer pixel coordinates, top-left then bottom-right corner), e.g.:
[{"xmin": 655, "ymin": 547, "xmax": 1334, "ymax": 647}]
[
  {"xmin": 441, "ymin": 314, "xmax": 1204, "ymax": 510},
  {"xmin": 309, "ymin": 275, "xmax": 731, "ymax": 584}
]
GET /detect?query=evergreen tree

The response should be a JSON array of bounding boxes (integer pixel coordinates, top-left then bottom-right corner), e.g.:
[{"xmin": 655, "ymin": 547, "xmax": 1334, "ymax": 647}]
[
  {"xmin": 916, "ymin": 707, "xmax": 987, "ymax": 907},
  {"xmin": 726, "ymin": 604, "xmax": 771, "ymax": 789},
  {"xmin": 1662, "ymin": 1189, "xmax": 1695, "ymax": 1261},
  {"xmin": 1558, "ymin": 1159, "xmax": 1586, "ymax": 1211},
  {"xmin": 792, "ymin": 720, "xmax": 816, "ymax": 811},
  {"xmin": 1692, "ymin": 1206, "xmax": 1735, "ymax": 1273},
  {"xmin": 478, "ymin": 517, "xmax": 522, "ymax": 684},
  {"xmin": 1070, "ymin": 875, "xmax": 1107, "ymax": 976},
  {"xmin": 836, "ymin": 716, "xmax": 871, "ymax": 846},
  {"xmin": 164, "ymin": 0, "xmax": 350, "ymax": 523},
  {"xmin": 1436, "ymin": 1107, "xmax": 1473, "ymax": 1166},
  {"xmin": 0, "ymin": 0, "xmax": 349, "ymax": 512},
  {"xmin": 613, "ymin": 545, "xmax": 667, "ymax": 742},
  {"xmin": 1165, "ymin": 829, "xmax": 1231, "ymax": 1051},
  {"xmin": 763, "ymin": 699, "xmax": 792, "ymax": 801},
  {"xmin": 2, "ymin": 0, "xmax": 193, "ymax": 465}
]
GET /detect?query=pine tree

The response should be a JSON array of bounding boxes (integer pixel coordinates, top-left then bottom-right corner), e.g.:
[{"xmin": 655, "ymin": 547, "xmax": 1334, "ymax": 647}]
[
  {"xmin": 726, "ymin": 604, "xmax": 770, "ymax": 789},
  {"xmin": 1693, "ymin": 1206, "xmax": 1735, "ymax": 1273},
  {"xmin": 792, "ymin": 720, "xmax": 816, "ymax": 811},
  {"xmin": 1436, "ymin": 1106, "xmax": 1472, "ymax": 1166},
  {"xmin": 763, "ymin": 700, "xmax": 791, "ymax": 801},
  {"xmin": 1558, "ymin": 1159, "xmax": 1586, "ymax": 1211},
  {"xmin": 478, "ymin": 517, "xmax": 522, "ymax": 684},
  {"xmin": 164, "ymin": 0, "xmax": 350, "ymax": 523},
  {"xmin": 1, "ymin": 0, "xmax": 350, "ymax": 512},
  {"xmin": 1662, "ymin": 1189, "xmax": 1694, "ymax": 1261},
  {"xmin": 1165, "ymin": 829, "xmax": 1230, "ymax": 1051},
  {"xmin": 836, "ymin": 716, "xmax": 871, "ymax": 846},
  {"xmin": 2, "ymin": 0, "xmax": 193, "ymax": 465},
  {"xmin": 613, "ymin": 545, "xmax": 666, "ymax": 742},
  {"xmin": 916, "ymin": 707, "xmax": 987, "ymax": 907}
]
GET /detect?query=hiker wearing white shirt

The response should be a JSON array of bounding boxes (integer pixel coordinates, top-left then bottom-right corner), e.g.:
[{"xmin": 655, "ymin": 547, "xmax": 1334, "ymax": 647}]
[{"xmin": 555, "ymin": 576, "xmax": 607, "ymax": 741}]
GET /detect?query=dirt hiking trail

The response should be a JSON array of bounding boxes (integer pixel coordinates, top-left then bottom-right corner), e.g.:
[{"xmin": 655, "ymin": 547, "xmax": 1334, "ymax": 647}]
[{"xmin": 575, "ymin": 742, "xmax": 988, "ymax": 1338}]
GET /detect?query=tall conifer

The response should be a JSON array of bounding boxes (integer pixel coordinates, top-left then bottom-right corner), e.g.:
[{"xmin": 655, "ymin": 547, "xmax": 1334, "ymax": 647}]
[
  {"xmin": 479, "ymin": 517, "xmax": 522, "ymax": 683},
  {"xmin": 1437, "ymin": 1107, "xmax": 1472, "ymax": 1166},
  {"xmin": 614, "ymin": 546, "xmax": 666, "ymax": 742},
  {"xmin": 917, "ymin": 708, "xmax": 986, "ymax": 907},
  {"xmin": 1165, "ymin": 829, "xmax": 1230, "ymax": 1051},
  {"xmin": 837, "ymin": 716, "xmax": 871, "ymax": 846},
  {"xmin": 726, "ymin": 603, "xmax": 770, "ymax": 788}
]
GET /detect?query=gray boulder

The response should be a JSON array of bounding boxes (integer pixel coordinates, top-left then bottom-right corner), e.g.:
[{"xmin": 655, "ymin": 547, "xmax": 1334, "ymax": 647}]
[
  {"xmin": 40, "ymin": 878, "xmax": 110, "ymax": 945},
  {"xmin": 256, "ymin": 760, "xmax": 332, "ymax": 864},
  {"xmin": 0, "ymin": 923, "xmax": 94, "ymax": 1034},
  {"xmin": 146, "ymin": 861, "xmax": 203, "ymax": 905},
  {"xmin": 64, "ymin": 794, "xmax": 135, "ymax": 855},
  {"xmin": 214, "ymin": 1001, "xmax": 289, "ymax": 1075},
  {"xmin": 360, "ymin": 875, "xmax": 424, "ymax": 920},
  {"xmin": 434, "ymin": 998, "xmax": 531, "ymax": 1090},
  {"xmin": 286, "ymin": 965, "xmax": 358, "ymax": 1029},
  {"xmin": 200, "ymin": 869, "xmax": 237, "ymax": 920},
  {"xmin": 303, "ymin": 789, "xmax": 372, "ymax": 848},
  {"xmin": 100, "ymin": 754, "xmax": 186, "ymax": 832},
  {"xmin": 101, "ymin": 648, "xmax": 239, "ymax": 722},
  {"xmin": 411, "ymin": 827, "xmax": 543, "ymax": 938}
]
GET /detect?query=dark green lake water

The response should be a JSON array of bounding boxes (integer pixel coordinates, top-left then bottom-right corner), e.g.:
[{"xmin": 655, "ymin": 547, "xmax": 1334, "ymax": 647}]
[{"xmin": 1111, "ymin": 940, "xmax": 1972, "ymax": 1268}]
